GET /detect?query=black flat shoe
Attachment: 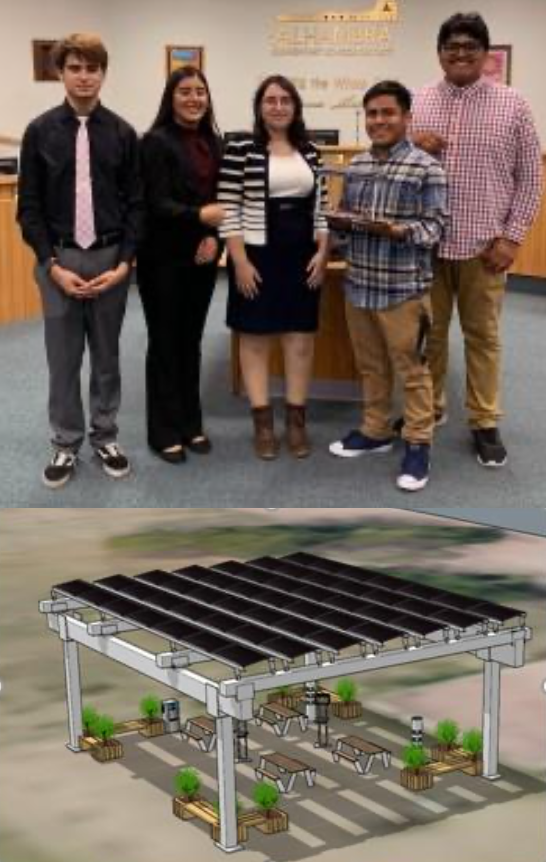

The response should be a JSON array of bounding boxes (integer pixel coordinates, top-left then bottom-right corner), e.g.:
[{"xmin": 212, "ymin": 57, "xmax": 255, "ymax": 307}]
[
  {"xmin": 155, "ymin": 445, "xmax": 187, "ymax": 464},
  {"xmin": 184, "ymin": 435, "xmax": 212, "ymax": 455}
]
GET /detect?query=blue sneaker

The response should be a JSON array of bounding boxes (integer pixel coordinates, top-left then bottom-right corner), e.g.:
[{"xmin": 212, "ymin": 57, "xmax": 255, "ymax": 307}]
[
  {"xmin": 329, "ymin": 429, "xmax": 394, "ymax": 458},
  {"xmin": 397, "ymin": 443, "xmax": 431, "ymax": 491}
]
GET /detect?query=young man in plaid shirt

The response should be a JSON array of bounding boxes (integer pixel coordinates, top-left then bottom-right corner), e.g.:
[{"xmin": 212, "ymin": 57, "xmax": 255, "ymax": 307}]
[
  {"xmin": 329, "ymin": 80, "xmax": 448, "ymax": 492},
  {"xmin": 411, "ymin": 12, "xmax": 542, "ymax": 468}
]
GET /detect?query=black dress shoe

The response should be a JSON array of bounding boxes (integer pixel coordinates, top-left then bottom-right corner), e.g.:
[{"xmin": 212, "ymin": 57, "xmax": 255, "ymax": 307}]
[
  {"xmin": 156, "ymin": 446, "xmax": 186, "ymax": 464},
  {"xmin": 183, "ymin": 435, "xmax": 212, "ymax": 455},
  {"xmin": 472, "ymin": 428, "xmax": 507, "ymax": 468}
]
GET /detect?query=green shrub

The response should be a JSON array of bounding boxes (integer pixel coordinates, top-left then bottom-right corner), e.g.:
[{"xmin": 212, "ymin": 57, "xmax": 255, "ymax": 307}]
[
  {"xmin": 462, "ymin": 729, "xmax": 483, "ymax": 757},
  {"xmin": 82, "ymin": 705, "xmax": 99, "ymax": 737},
  {"xmin": 95, "ymin": 715, "xmax": 115, "ymax": 743},
  {"xmin": 336, "ymin": 678, "xmax": 357, "ymax": 703},
  {"xmin": 436, "ymin": 718, "xmax": 460, "ymax": 747},
  {"xmin": 253, "ymin": 781, "xmax": 279, "ymax": 817},
  {"xmin": 175, "ymin": 767, "xmax": 201, "ymax": 801},
  {"xmin": 402, "ymin": 744, "xmax": 428, "ymax": 772},
  {"xmin": 140, "ymin": 695, "xmax": 161, "ymax": 721}
]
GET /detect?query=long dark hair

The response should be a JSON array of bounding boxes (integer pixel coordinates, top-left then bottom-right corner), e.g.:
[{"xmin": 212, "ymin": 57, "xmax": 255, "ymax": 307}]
[
  {"xmin": 149, "ymin": 65, "xmax": 221, "ymax": 138},
  {"xmin": 253, "ymin": 75, "xmax": 309, "ymax": 150}
]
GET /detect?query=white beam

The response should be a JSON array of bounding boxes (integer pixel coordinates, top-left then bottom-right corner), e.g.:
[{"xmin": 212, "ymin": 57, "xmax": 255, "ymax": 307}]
[
  {"xmin": 87, "ymin": 620, "xmax": 138, "ymax": 636},
  {"xmin": 220, "ymin": 626, "xmax": 531, "ymax": 697},
  {"xmin": 54, "ymin": 615, "xmax": 214, "ymax": 704},
  {"xmin": 215, "ymin": 715, "xmax": 242, "ymax": 853},
  {"xmin": 482, "ymin": 660, "xmax": 501, "ymax": 779},
  {"xmin": 58, "ymin": 616, "xmax": 83, "ymax": 752}
]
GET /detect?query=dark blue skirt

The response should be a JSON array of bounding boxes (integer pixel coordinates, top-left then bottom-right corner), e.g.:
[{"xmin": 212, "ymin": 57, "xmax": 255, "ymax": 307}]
[{"xmin": 226, "ymin": 196, "xmax": 321, "ymax": 334}]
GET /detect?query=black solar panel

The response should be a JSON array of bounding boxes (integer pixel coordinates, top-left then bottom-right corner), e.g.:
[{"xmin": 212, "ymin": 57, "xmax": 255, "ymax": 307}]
[
  {"xmin": 52, "ymin": 579, "xmax": 264, "ymax": 669},
  {"xmin": 95, "ymin": 573, "xmax": 321, "ymax": 661},
  {"xmin": 284, "ymin": 551, "xmax": 524, "ymax": 623},
  {"xmin": 51, "ymin": 550, "xmax": 524, "ymax": 674}
]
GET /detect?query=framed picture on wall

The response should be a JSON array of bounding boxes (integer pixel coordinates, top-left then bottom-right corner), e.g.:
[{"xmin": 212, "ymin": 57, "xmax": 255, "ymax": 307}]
[
  {"xmin": 483, "ymin": 45, "xmax": 512, "ymax": 85},
  {"xmin": 165, "ymin": 46, "xmax": 204, "ymax": 77},
  {"xmin": 32, "ymin": 39, "xmax": 59, "ymax": 82}
]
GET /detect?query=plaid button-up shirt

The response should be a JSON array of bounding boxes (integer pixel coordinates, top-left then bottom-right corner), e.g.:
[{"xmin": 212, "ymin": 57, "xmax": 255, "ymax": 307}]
[
  {"xmin": 411, "ymin": 78, "xmax": 543, "ymax": 259},
  {"xmin": 341, "ymin": 139, "xmax": 448, "ymax": 311}
]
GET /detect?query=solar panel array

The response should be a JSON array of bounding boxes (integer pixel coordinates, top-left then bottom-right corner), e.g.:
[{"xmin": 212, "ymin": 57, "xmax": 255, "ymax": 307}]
[{"xmin": 52, "ymin": 551, "xmax": 523, "ymax": 671}]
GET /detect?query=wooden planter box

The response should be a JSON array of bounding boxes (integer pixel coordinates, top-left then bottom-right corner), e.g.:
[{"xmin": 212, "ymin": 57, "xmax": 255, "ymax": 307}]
[
  {"xmin": 139, "ymin": 719, "xmax": 164, "ymax": 738},
  {"xmin": 430, "ymin": 744, "xmax": 458, "ymax": 761},
  {"xmin": 255, "ymin": 808, "xmax": 289, "ymax": 834},
  {"xmin": 332, "ymin": 700, "xmax": 363, "ymax": 720},
  {"xmin": 400, "ymin": 768, "xmax": 434, "ymax": 792},
  {"xmin": 91, "ymin": 738, "xmax": 124, "ymax": 763},
  {"xmin": 266, "ymin": 690, "xmax": 303, "ymax": 710}
]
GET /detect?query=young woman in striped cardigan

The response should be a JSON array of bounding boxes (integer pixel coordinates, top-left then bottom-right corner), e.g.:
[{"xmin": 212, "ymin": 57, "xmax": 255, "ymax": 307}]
[{"xmin": 218, "ymin": 75, "xmax": 329, "ymax": 460}]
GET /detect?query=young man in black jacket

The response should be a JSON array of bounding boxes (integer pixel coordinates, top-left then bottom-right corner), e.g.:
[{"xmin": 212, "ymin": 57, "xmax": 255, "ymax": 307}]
[{"xmin": 18, "ymin": 32, "xmax": 142, "ymax": 488}]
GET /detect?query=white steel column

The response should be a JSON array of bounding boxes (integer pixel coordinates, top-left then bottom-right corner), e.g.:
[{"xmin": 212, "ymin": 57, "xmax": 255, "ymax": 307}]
[
  {"xmin": 215, "ymin": 714, "xmax": 242, "ymax": 853},
  {"xmin": 482, "ymin": 659, "xmax": 501, "ymax": 780},
  {"xmin": 59, "ymin": 616, "xmax": 83, "ymax": 752}
]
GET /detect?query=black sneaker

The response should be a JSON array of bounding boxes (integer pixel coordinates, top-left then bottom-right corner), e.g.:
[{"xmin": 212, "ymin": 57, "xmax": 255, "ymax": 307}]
[
  {"xmin": 329, "ymin": 429, "xmax": 394, "ymax": 458},
  {"xmin": 472, "ymin": 428, "xmax": 507, "ymax": 468},
  {"xmin": 95, "ymin": 443, "xmax": 131, "ymax": 478},
  {"xmin": 42, "ymin": 450, "xmax": 77, "ymax": 489}
]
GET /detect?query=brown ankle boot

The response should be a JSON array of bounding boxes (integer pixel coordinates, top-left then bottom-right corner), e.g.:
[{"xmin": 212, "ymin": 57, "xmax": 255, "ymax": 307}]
[
  {"xmin": 285, "ymin": 403, "xmax": 311, "ymax": 458},
  {"xmin": 251, "ymin": 405, "xmax": 279, "ymax": 460}
]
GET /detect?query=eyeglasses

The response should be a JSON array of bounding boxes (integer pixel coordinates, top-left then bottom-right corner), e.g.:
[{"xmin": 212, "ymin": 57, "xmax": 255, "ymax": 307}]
[{"xmin": 441, "ymin": 40, "xmax": 483, "ymax": 56}]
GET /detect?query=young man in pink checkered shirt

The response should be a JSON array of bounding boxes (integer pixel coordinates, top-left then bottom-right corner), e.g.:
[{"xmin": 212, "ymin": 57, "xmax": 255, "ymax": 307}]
[{"xmin": 411, "ymin": 12, "xmax": 543, "ymax": 468}]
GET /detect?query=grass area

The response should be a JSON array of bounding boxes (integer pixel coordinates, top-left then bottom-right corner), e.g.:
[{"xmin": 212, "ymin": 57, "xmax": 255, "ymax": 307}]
[
  {"xmin": 106, "ymin": 522, "xmax": 504, "ymax": 558},
  {"xmin": 383, "ymin": 568, "xmax": 546, "ymax": 604}
]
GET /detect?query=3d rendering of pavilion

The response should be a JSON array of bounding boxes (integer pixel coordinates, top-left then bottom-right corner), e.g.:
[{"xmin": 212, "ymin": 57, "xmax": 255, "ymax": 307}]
[{"xmin": 39, "ymin": 551, "xmax": 532, "ymax": 853}]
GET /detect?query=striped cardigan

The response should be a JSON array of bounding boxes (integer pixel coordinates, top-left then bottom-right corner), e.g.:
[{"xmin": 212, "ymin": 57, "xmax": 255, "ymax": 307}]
[{"xmin": 217, "ymin": 137, "xmax": 329, "ymax": 246}]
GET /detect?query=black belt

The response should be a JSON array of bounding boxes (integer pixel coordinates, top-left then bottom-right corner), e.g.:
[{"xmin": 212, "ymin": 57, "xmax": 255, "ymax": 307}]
[{"xmin": 55, "ymin": 232, "xmax": 122, "ymax": 250}]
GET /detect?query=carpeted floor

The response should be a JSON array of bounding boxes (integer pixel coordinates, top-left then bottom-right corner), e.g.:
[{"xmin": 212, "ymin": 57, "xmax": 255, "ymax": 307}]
[{"xmin": 0, "ymin": 277, "xmax": 544, "ymax": 506}]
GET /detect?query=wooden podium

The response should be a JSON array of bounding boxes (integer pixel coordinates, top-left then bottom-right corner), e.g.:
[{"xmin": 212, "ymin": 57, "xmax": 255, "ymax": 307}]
[{"xmin": 0, "ymin": 176, "xmax": 41, "ymax": 324}]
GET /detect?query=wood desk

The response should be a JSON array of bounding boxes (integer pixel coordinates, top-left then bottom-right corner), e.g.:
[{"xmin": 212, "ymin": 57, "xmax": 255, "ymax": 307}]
[
  {"xmin": 0, "ymin": 176, "xmax": 41, "ymax": 324},
  {"xmin": 333, "ymin": 735, "xmax": 392, "ymax": 775},
  {"xmin": 255, "ymin": 701, "xmax": 308, "ymax": 737},
  {"xmin": 255, "ymin": 751, "xmax": 316, "ymax": 792}
]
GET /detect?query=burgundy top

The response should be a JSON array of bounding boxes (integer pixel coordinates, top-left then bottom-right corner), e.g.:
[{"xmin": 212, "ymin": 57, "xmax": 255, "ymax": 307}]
[{"xmin": 180, "ymin": 127, "xmax": 216, "ymax": 201}]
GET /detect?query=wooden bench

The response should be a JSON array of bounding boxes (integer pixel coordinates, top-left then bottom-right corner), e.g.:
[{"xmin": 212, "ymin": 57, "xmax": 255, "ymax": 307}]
[
  {"xmin": 173, "ymin": 797, "xmax": 267, "ymax": 843},
  {"xmin": 333, "ymin": 735, "xmax": 392, "ymax": 775},
  {"xmin": 423, "ymin": 750, "xmax": 482, "ymax": 778}
]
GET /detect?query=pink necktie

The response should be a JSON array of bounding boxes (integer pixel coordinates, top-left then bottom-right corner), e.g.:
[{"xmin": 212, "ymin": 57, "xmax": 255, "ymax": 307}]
[{"xmin": 74, "ymin": 117, "xmax": 97, "ymax": 249}]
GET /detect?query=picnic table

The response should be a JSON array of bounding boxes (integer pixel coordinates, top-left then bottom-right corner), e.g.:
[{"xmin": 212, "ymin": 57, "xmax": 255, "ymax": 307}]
[
  {"xmin": 333, "ymin": 735, "xmax": 392, "ymax": 775},
  {"xmin": 181, "ymin": 715, "xmax": 217, "ymax": 752},
  {"xmin": 255, "ymin": 751, "xmax": 316, "ymax": 793},
  {"xmin": 255, "ymin": 700, "xmax": 308, "ymax": 737}
]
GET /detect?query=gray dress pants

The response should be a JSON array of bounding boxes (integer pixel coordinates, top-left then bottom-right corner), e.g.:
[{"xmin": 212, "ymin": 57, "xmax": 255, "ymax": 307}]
[{"xmin": 35, "ymin": 244, "xmax": 130, "ymax": 452}]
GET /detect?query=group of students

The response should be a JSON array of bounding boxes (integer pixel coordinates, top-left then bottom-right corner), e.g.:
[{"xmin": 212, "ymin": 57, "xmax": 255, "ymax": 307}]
[{"xmin": 17, "ymin": 12, "xmax": 542, "ymax": 493}]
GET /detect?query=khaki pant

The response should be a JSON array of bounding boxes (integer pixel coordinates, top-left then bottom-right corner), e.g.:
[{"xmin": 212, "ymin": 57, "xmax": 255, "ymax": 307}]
[
  {"xmin": 345, "ymin": 294, "xmax": 434, "ymax": 444},
  {"xmin": 427, "ymin": 258, "xmax": 505, "ymax": 430}
]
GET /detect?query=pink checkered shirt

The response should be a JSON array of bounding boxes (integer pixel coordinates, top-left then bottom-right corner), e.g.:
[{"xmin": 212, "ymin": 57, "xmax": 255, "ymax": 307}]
[{"xmin": 411, "ymin": 78, "xmax": 543, "ymax": 259}]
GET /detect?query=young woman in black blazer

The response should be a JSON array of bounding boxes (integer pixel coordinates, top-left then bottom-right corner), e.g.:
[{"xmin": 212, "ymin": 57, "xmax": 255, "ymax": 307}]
[{"xmin": 138, "ymin": 67, "xmax": 224, "ymax": 463}]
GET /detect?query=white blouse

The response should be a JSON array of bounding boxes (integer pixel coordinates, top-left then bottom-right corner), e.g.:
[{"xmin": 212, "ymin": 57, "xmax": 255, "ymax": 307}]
[{"xmin": 268, "ymin": 151, "xmax": 315, "ymax": 198}]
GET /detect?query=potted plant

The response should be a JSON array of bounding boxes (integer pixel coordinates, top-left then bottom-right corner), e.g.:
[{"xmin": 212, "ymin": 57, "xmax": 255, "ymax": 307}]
[
  {"xmin": 91, "ymin": 714, "xmax": 124, "ymax": 763},
  {"xmin": 173, "ymin": 767, "xmax": 202, "ymax": 819},
  {"xmin": 252, "ymin": 782, "xmax": 288, "ymax": 834},
  {"xmin": 431, "ymin": 718, "xmax": 460, "ymax": 760},
  {"xmin": 400, "ymin": 743, "xmax": 433, "ymax": 791},
  {"xmin": 139, "ymin": 695, "xmax": 164, "ymax": 737},
  {"xmin": 80, "ymin": 705, "xmax": 100, "ymax": 750},
  {"xmin": 332, "ymin": 678, "xmax": 363, "ymax": 719},
  {"xmin": 460, "ymin": 728, "xmax": 483, "ymax": 776}
]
